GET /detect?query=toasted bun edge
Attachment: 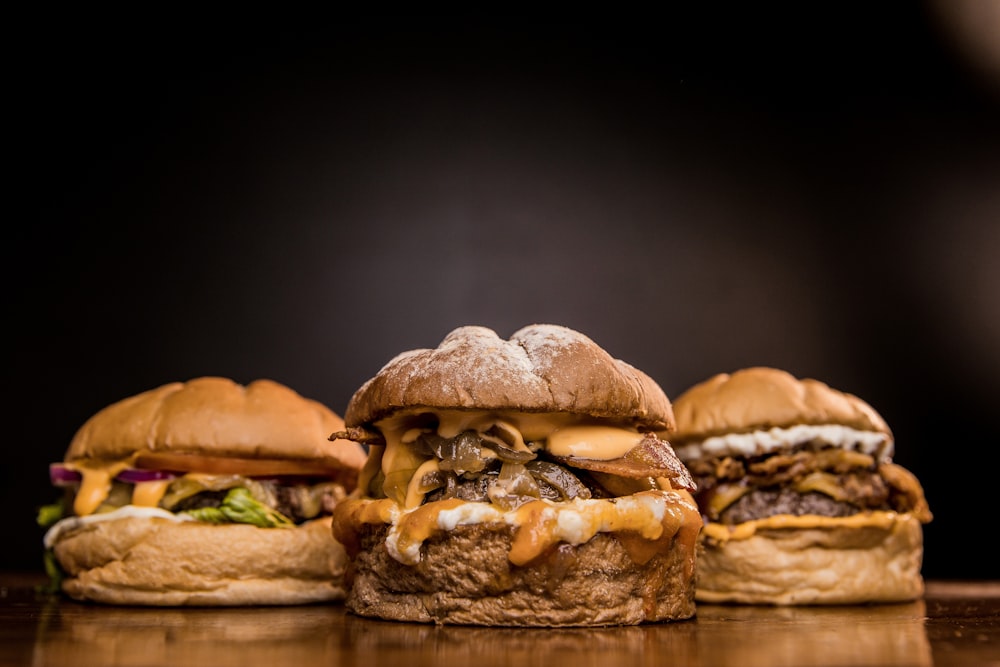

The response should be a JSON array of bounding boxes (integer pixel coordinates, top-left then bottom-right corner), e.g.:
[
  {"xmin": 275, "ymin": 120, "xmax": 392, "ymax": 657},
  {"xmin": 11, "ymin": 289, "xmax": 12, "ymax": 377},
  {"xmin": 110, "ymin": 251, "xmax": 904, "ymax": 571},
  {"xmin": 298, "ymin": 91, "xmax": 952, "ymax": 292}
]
[
  {"xmin": 65, "ymin": 376, "xmax": 366, "ymax": 469},
  {"xmin": 52, "ymin": 515, "xmax": 348, "ymax": 606},
  {"xmin": 671, "ymin": 367, "xmax": 891, "ymax": 444},
  {"xmin": 344, "ymin": 324, "xmax": 675, "ymax": 432},
  {"xmin": 694, "ymin": 513, "xmax": 925, "ymax": 604}
]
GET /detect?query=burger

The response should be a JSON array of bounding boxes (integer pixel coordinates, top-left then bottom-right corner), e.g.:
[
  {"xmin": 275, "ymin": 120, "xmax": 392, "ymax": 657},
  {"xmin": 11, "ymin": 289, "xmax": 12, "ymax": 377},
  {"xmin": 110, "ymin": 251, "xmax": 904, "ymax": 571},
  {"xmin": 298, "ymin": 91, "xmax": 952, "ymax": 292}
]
[
  {"xmin": 669, "ymin": 366, "xmax": 932, "ymax": 605},
  {"xmin": 38, "ymin": 376, "xmax": 367, "ymax": 605},
  {"xmin": 330, "ymin": 324, "xmax": 702, "ymax": 626}
]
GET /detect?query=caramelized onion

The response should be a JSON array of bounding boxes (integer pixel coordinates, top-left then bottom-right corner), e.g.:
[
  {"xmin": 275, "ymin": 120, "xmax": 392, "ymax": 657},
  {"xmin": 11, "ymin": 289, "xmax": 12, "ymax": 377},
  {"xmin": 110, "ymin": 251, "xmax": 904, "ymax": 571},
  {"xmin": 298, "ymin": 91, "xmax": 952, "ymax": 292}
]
[
  {"xmin": 418, "ymin": 468, "xmax": 448, "ymax": 495},
  {"xmin": 482, "ymin": 424, "xmax": 538, "ymax": 463},
  {"xmin": 418, "ymin": 431, "xmax": 494, "ymax": 474},
  {"xmin": 488, "ymin": 462, "xmax": 541, "ymax": 511},
  {"xmin": 879, "ymin": 461, "xmax": 933, "ymax": 523},
  {"xmin": 524, "ymin": 460, "xmax": 591, "ymax": 500},
  {"xmin": 482, "ymin": 433, "xmax": 537, "ymax": 463}
]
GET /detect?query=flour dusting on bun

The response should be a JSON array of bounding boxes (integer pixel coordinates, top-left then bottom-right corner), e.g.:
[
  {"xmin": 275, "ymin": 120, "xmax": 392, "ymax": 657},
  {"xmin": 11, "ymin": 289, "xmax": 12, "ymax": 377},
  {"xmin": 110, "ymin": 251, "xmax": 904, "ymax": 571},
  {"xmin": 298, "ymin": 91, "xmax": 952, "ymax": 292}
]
[{"xmin": 331, "ymin": 324, "xmax": 702, "ymax": 626}]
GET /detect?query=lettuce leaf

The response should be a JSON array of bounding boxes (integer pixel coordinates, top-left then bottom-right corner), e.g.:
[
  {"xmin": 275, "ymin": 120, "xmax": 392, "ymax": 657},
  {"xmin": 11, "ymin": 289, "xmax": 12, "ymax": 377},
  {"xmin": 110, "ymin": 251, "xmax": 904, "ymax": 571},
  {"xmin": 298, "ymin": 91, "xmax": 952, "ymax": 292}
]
[
  {"xmin": 39, "ymin": 549, "xmax": 64, "ymax": 594},
  {"xmin": 183, "ymin": 487, "xmax": 293, "ymax": 528},
  {"xmin": 36, "ymin": 499, "xmax": 66, "ymax": 528}
]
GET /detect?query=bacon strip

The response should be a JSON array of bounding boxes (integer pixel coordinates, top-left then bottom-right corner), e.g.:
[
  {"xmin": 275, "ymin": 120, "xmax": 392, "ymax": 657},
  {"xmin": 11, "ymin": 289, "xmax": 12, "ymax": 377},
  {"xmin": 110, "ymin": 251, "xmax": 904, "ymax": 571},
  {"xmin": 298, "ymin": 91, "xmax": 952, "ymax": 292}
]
[
  {"xmin": 551, "ymin": 433, "xmax": 696, "ymax": 491},
  {"xmin": 330, "ymin": 426, "xmax": 384, "ymax": 446}
]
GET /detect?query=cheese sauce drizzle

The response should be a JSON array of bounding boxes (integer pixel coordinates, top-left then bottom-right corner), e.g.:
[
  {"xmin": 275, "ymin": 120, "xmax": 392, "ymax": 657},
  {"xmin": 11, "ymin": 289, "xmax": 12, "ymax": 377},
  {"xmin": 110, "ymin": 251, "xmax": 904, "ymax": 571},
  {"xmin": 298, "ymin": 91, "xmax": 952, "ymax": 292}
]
[
  {"xmin": 340, "ymin": 408, "xmax": 702, "ymax": 567},
  {"xmin": 338, "ymin": 490, "xmax": 701, "ymax": 567},
  {"xmin": 701, "ymin": 510, "xmax": 906, "ymax": 543}
]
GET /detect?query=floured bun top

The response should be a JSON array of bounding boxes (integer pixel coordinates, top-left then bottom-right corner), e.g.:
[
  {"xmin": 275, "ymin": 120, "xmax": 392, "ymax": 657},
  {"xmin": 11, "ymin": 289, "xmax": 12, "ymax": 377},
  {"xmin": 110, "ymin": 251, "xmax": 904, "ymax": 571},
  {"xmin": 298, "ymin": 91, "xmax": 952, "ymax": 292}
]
[
  {"xmin": 344, "ymin": 324, "xmax": 675, "ymax": 432},
  {"xmin": 66, "ymin": 376, "xmax": 367, "ymax": 470},
  {"xmin": 670, "ymin": 367, "xmax": 891, "ymax": 446}
]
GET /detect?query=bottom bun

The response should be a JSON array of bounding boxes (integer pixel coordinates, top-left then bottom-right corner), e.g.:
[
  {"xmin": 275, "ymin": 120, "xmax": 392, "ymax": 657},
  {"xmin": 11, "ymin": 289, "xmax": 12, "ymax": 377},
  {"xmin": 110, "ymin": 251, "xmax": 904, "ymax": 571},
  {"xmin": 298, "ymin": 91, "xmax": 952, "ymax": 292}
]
[
  {"xmin": 345, "ymin": 522, "xmax": 697, "ymax": 626},
  {"xmin": 695, "ymin": 513, "xmax": 925, "ymax": 605},
  {"xmin": 53, "ymin": 516, "xmax": 348, "ymax": 606}
]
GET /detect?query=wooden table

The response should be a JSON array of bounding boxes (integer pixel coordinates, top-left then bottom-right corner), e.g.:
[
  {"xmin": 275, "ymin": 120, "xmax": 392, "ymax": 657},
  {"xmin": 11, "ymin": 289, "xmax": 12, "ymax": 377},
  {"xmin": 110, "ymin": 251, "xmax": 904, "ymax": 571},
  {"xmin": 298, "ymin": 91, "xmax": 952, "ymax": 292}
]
[{"xmin": 2, "ymin": 573, "xmax": 997, "ymax": 667}]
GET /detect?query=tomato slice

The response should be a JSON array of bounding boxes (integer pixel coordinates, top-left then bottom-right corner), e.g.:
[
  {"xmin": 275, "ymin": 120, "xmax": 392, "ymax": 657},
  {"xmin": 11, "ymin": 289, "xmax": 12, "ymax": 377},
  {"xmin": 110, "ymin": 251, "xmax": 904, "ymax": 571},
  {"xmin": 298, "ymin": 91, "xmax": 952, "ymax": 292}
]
[
  {"xmin": 116, "ymin": 468, "xmax": 178, "ymax": 483},
  {"xmin": 133, "ymin": 452, "xmax": 343, "ymax": 477}
]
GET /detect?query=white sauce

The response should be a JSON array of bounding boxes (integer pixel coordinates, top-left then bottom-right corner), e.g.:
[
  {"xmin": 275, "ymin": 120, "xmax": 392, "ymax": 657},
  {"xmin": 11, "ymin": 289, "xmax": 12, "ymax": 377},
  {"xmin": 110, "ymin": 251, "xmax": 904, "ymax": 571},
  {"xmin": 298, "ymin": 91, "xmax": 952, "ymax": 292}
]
[
  {"xmin": 673, "ymin": 424, "xmax": 893, "ymax": 463},
  {"xmin": 382, "ymin": 493, "xmax": 686, "ymax": 565},
  {"xmin": 43, "ymin": 506, "xmax": 193, "ymax": 549}
]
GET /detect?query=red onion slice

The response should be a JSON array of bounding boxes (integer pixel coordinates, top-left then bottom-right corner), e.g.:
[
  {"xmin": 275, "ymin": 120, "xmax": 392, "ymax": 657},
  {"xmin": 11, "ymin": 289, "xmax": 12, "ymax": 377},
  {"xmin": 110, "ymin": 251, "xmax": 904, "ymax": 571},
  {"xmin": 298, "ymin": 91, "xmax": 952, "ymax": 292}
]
[
  {"xmin": 48, "ymin": 464, "xmax": 178, "ymax": 486},
  {"xmin": 49, "ymin": 463, "xmax": 81, "ymax": 486}
]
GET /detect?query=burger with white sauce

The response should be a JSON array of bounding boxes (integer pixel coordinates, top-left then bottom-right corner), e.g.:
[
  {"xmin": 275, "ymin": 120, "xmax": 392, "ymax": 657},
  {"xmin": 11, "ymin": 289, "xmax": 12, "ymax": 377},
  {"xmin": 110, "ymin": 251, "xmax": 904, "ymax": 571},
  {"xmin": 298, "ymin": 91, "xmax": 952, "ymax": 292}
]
[
  {"xmin": 38, "ymin": 376, "xmax": 367, "ymax": 605},
  {"xmin": 669, "ymin": 367, "xmax": 932, "ymax": 605},
  {"xmin": 331, "ymin": 324, "xmax": 702, "ymax": 626}
]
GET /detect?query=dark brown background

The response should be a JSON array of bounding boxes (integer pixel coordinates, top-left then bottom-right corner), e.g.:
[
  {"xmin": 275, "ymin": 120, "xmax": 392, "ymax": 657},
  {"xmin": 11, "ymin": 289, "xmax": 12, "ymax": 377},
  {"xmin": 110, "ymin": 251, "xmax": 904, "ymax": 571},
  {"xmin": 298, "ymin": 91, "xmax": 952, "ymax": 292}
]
[{"xmin": 9, "ymin": 6, "xmax": 1000, "ymax": 579}]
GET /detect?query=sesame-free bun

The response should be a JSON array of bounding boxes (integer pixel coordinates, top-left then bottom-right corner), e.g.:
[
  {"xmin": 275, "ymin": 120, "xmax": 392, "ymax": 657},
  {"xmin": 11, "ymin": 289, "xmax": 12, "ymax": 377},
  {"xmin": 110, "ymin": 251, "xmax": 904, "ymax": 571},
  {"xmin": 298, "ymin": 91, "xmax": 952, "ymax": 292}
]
[
  {"xmin": 334, "ymin": 325, "xmax": 701, "ymax": 625},
  {"xmin": 671, "ymin": 367, "xmax": 929, "ymax": 606},
  {"xmin": 54, "ymin": 516, "xmax": 349, "ymax": 606},
  {"xmin": 695, "ymin": 514, "xmax": 925, "ymax": 605},
  {"xmin": 66, "ymin": 376, "xmax": 367, "ymax": 473},
  {"xmin": 49, "ymin": 377, "xmax": 367, "ymax": 606},
  {"xmin": 670, "ymin": 366, "xmax": 890, "ymax": 445},
  {"xmin": 344, "ymin": 324, "xmax": 674, "ymax": 431}
]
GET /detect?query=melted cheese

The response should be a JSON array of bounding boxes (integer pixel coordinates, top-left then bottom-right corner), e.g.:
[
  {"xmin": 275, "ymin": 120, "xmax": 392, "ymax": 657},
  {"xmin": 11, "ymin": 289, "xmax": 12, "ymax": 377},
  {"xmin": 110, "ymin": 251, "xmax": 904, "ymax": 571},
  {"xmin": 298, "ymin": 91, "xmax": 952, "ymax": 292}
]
[
  {"xmin": 337, "ymin": 489, "xmax": 702, "ymax": 567},
  {"xmin": 546, "ymin": 425, "xmax": 643, "ymax": 459},
  {"xmin": 701, "ymin": 511, "xmax": 905, "ymax": 543},
  {"xmin": 794, "ymin": 471, "xmax": 847, "ymax": 501},
  {"xmin": 707, "ymin": 484, "xmax": 751, "ymax": 517},
  {"xmin": 388, "ymin": 498, "xmax": 468, "ymax": 562},
  {"xmin": 58, "ymin": 457, "xmax": 328, "ymax": 517},
  {"xmin": 373, "ymin": 408, "xmax": 653, "ymax": 507},
  {"xmin": 404, "ymin": 459, "xmax": 441, "ymax": 508},
  {"xmin": 425, "ymin": 410, "xmax": 583, "ymax": 442},
  {"xmin": 376, "ymin": 409, "xmax": 626, "ymax": 453},
  {"xmin": 354, "ymin": 444, "xmax": 385, "ymax": 498},
  {"xmin": 131, "ymin": 479, "xmax": 173, "ymax": 508},
  {"xmin": 353, "ymin": 409, "xmax": 703, "ymax": 566},
  {"xmin": 62, "ymin": 460, "xmax": 132, "ymax": 516},
  {"xmin": 380, "ymin": 427, "xmax": 431, "ymax": 506}
]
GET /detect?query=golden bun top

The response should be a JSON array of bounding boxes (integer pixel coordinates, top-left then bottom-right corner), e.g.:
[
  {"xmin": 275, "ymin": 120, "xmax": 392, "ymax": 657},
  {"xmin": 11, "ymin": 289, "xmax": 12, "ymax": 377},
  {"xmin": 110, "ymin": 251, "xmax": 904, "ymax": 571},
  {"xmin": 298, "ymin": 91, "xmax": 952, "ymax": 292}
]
[
  {"xmin": 344, "ymin": 324, "xmax": 675, "ymax": 432},
  {"xmin": 65, "ymin": 376, "xmax": 366, "ymax": 470},
  {"xmin": 670, "ymin": 366, "xmax": 891, "ymax": 445}
]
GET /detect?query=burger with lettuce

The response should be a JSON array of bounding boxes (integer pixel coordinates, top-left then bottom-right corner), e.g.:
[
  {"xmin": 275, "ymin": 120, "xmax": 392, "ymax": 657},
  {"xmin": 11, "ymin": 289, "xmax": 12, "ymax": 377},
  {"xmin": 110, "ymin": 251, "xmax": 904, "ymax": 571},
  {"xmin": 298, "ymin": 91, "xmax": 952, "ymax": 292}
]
[{"xmin": 38, "ymin": 376, "xmax": 366, "ymax": 605}]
